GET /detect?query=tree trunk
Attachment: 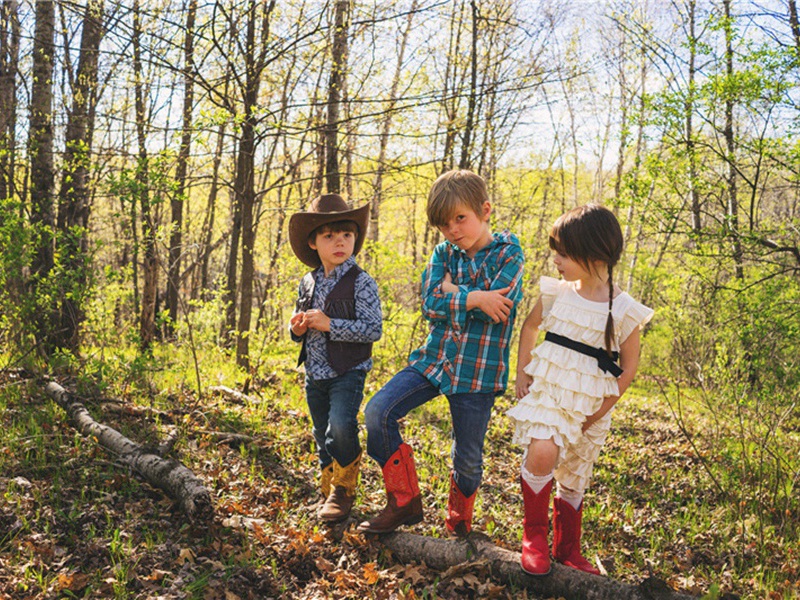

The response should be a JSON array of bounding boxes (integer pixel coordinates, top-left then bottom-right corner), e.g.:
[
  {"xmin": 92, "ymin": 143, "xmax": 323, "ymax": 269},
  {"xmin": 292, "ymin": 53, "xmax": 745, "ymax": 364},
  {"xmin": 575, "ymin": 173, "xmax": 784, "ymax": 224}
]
[
  {"xmin": 458, "ymin": 0, "xmax": 479, "ymax": 170},
  {"xmin": 167, "ymin": 0, "xmax": 198, "ymax": 334},
  {"xmin": 377, "ymin": 531, "xmax": 697, "ymax": 600},
  {"xmin": 325, "ymin": 0, "xmax": 349, "ymax": 194},
  {"xmin": 369, "ymin": 0, "xmax": 416, "ymax": 245},
  {"xmin": 132, "ymin": 0, "xmax": 157, "ymax": 352},
  {"xmin": 789, "ymin": 0, "xmax": 800, "ymax": 52},
  {"xmin": 686, "ymin": 0, "xmax": 701, "ymax": 233},
  {"xmin": 45, "ymin": 381, "xmax": 213, "ymax": 524},
  {"xmin": 0, "ymin": 0, "xmax": 20, "ymax": 201},
  {"xmin": 723, "ymin": 0, "xmax": 743, "ymax": 280},
  {"xmin": 55, "ymin": 0, "xmax": 105, "ymax": 352},
  {"xmin": 234, "ymin": 0, "xmax": 275, "ymax": 369},
  {"xmin": 27, "ymin": 0, "xmax": 56, "ymax": 352}
]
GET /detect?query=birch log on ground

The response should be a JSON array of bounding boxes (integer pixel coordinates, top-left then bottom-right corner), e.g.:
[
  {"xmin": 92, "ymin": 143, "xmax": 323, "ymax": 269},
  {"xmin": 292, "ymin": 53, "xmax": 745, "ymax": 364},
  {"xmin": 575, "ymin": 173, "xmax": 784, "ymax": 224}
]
[
  {"xmin": 45, "ymin": 381, "xmax": 213, "ymax": 523},
  {"xmin": 378, "ymin": 531, "xmax": 698, "ymax": 600}
]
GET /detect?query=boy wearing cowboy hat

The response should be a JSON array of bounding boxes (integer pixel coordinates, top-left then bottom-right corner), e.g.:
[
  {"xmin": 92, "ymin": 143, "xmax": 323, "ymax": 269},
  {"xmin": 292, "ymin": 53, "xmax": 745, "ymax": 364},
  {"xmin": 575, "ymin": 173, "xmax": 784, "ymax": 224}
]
[{"xmin": 288, "ymin": 194, "xmax": 382, "ymax": 522}]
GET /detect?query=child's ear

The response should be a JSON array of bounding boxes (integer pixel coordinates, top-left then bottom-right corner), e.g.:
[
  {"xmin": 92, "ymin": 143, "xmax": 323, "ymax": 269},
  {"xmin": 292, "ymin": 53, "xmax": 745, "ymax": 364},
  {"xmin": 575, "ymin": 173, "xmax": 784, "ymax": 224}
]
[
  {"xmin": 308, "ymin": 238, "xmax": 317, "ymax": 251},
  {"xmin": 482, "ymin": 201, "xmax": 492, "ymax": 221}
]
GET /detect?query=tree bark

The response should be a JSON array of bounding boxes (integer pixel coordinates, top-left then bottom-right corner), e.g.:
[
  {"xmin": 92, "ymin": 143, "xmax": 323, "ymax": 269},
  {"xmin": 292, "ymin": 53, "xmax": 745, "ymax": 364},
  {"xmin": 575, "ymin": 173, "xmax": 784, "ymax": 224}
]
[
  {"xmin": 458, "ymin": 0, "xmax": 479, "ymax": 170},
  {"xmin": 378, "ymin": 531, "xmax": 697, "ymax": 600},
  {"xmin": 45, "ymin": 381, "xmax": 213, "ymax": 523},
  {"xmin": 55, "ymin": 0, "xmax": 105, "ymax": 352},
  {"xmin": 369, "ymin": 1, "xmax": 416, "ymax": 245},
  {"xmin": 167, "ymin": 0, "xmax": 198, "ymax": 334},
  {"xmin": 27, "ymin": 0, "xmax": 55, "ymax": 351},
  {"xmin": 234, "ymin": 0, "xmax": 276, "ymax": 369},
  {"xmin": 132, "ymin": 0, "xmax": 157, "ymax": 352},
  {"xmin": 324, "ymin": 0, "xmax": 350, "ymax": 194},
  {"xmin": 722, "ymin": 0, "xmax": 743, "ymax": 281},
  {"xmin": 0, "ymin": 0, "xmax": 20, "ymax": 201}
]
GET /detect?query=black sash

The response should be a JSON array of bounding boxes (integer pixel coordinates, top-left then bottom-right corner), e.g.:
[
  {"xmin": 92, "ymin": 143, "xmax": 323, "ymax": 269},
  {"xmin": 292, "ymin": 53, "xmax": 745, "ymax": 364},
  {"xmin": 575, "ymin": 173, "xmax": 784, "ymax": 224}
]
[{"xmin": 544, "ymin": 331, "xmax": 623, "ymax": 377}]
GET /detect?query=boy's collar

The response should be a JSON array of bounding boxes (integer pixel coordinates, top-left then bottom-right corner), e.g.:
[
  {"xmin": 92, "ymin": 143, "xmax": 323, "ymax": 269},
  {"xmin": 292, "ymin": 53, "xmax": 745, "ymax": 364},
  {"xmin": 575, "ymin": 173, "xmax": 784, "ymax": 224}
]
[{"xmin": 317, "ymin": 255, "xmax": 356, "ymax": 278}]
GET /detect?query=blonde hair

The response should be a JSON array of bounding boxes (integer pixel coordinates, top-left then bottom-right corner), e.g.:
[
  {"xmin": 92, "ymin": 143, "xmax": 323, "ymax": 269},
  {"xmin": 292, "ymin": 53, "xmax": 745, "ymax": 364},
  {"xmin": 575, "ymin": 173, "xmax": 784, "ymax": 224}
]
[
  {"xmin": 426, "ymin": 169, "xmax": 489, "ymax": 227},
  {"xmin": 549, "ymin": 204, "xmax": 624, "ymax": 356}
]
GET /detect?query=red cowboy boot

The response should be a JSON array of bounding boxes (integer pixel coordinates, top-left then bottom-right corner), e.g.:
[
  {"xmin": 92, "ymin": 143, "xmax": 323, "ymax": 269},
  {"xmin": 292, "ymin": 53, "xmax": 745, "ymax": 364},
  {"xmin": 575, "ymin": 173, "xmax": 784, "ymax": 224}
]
[
  {"xmin": 357, "ymin": 443, "xmax": 423, "ymax": 533},
  {"xmin": 552, "ymin": 497, "xmax": 600, "ymax": 575},
  {"xmin": 445, "ymin": 473, "xmax": 476, "ymax": 537},
  {"xmin": 521, "ymin": 476, "xmax": 552, "ymax": 575}
]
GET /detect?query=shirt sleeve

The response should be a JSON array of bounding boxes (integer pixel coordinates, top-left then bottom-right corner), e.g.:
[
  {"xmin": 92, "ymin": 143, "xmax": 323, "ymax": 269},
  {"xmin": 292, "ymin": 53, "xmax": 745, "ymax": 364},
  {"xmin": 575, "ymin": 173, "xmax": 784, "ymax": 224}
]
[
  {"xmin": 463, "ymin": 244, "xmax": 525, "ymax": 323},
  {"xmin": 420, "ymin": 244, "xmax": 469, "ymax": 330},
  {"xmin": 328, "ymin": 272, "xmax": 383, "ymax": 343}
]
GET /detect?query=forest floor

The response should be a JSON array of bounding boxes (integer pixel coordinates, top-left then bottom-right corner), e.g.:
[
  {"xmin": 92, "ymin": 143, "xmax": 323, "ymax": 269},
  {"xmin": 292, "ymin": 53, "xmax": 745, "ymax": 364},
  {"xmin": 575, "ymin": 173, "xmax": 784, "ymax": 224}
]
[{"xmin": 0, "ymin": 365, "xmax": 796, "ymax": 600}]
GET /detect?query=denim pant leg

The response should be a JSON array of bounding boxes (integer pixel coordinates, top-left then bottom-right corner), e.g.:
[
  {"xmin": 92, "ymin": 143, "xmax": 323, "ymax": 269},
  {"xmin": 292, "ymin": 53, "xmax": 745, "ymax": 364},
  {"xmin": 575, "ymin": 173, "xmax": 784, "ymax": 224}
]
[
  {"xmin": 305, "ymin": 370, "xmax": 366, "ymax": 468},
  {"xmin": 325, "ymin": 369, "xmax": 366, "ymax": 466},
  {"xmin": 447, "ymin": 391, "xmax": 496, "ymax": 497},
  {"xmin": 305, "ymin": 376, "xmax": 332, "ymax": 468},
  {"xmin": 363, "ymin": 367, "xmax": 439, "ymax": 466}
]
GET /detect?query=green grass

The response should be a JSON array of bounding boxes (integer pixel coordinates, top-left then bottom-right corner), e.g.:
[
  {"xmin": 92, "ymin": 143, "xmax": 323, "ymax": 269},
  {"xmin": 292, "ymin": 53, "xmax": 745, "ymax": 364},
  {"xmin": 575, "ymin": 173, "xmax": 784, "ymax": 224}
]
[{"xmin": 1, "ymin": 346, "xmax": 798, "ymax": 599}]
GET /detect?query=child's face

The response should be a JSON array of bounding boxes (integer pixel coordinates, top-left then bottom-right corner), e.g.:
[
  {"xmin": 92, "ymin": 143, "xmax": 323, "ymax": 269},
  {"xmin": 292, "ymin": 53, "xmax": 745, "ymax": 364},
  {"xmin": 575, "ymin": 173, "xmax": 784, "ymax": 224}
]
[
  {"xmin": 437, "ymin": 200, "xmax": 492, "ymax": 258},
  {"xmin": 552, "ymin": 245, "xmax": 606, "ymax": 283},
  {"xmin": 552, "ymin": 250, "xmax": 591, "ymax": 282},
  {"xmin": 309, "ymin": 228, "xmax": 356, "ymax": 274}
]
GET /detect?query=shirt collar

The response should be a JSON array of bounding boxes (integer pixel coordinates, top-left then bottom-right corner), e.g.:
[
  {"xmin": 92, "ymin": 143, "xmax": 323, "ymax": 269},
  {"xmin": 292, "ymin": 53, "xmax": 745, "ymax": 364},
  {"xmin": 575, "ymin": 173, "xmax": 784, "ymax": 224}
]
[{"xmin": 316, "ymin": 255, "xmax": 356, "ymax": 280}]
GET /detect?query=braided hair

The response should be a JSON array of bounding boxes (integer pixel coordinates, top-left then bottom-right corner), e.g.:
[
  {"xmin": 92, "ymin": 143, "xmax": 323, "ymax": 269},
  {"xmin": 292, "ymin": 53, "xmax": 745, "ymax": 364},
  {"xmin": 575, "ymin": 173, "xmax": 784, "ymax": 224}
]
[{"xmin": 548, "ymin": 204, "xmax": 624, "ymax": 356}]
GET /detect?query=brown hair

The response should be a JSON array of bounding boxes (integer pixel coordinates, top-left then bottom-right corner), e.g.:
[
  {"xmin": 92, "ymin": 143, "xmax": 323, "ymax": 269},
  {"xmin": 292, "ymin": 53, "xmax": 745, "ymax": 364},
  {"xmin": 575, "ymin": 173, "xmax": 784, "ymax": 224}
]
[
  {"xmin": 308, "ymin": 220, "xmax": 360, "ymax": 244},
  {"xmin": 549, "ymin": 204, "xmax": 624, "ymax": 355},
  {"xmin": 426, "ymin": 169, "xmax": 489, "ymax": 228}
]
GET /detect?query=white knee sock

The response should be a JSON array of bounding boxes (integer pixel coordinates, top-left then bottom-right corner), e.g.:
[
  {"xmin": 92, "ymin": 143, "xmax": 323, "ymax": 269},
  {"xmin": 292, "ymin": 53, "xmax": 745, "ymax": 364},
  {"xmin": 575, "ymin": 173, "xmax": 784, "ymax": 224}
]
[
  {"xmin": 521, "ymin": 464, "xmax": 553, "ymax": 494},
  {"xmin": 555, "ymin": 483, "xmax": 584, "ymax": 510}
]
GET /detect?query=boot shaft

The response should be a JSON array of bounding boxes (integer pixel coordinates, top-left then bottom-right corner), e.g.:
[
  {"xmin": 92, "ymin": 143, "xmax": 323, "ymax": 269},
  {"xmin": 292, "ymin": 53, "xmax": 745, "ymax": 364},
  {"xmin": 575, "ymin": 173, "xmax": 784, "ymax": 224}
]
[
  {"xmin": 331, "ymin": 452, "xmax": 362, "ymax": 496},
  {"xmin": 381, "ymin": 443, "xmax": 420, "ymax": 507},
  {"xmin": 445, "ymin": 473, "xmax": 477, "ymax": 536}
]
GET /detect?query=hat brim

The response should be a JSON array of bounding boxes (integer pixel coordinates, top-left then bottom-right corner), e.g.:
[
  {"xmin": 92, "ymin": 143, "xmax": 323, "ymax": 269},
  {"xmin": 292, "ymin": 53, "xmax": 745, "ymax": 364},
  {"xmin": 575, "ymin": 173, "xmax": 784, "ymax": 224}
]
[{"xmin": 289, "ymin": 203, "xmax": 370, "ymax": 268}]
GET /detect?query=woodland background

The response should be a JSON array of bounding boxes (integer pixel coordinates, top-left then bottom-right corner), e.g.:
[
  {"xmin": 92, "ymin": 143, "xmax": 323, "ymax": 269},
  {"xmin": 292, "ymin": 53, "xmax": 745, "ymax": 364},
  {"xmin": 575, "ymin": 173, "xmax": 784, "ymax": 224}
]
[{"xmin": 0, "ymin": 1, "xmax": 798, "ymax": 599}]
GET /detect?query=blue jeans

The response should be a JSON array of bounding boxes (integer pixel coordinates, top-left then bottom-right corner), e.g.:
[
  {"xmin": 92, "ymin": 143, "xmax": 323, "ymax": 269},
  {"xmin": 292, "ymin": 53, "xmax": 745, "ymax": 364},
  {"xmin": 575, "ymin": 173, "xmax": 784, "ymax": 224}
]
[
  {"xmin": 363, "ymin": 367, "xmax": 495, "ymax": 497},
  {"xmin": 305, "ymin": 369, "xmax": 366, "ymax": 468}
]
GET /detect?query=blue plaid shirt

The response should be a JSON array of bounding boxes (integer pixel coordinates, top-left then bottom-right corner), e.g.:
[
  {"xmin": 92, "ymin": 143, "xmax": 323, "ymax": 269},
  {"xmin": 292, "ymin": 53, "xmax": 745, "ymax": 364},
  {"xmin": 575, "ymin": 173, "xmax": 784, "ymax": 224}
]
[
  {"xmin": 291, "ymin": 257, "xmax": 382, "ymax": 380},
  {"xmin": 408, "ymin": 230, "xmax": 524, "ymax": 394}
]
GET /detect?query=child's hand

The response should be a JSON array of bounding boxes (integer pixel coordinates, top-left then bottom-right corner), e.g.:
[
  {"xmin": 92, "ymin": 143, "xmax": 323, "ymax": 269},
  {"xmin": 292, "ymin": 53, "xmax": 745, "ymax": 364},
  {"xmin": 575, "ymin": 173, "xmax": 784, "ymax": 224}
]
[
  {"xmin": 515, "ymin": 373, "xmax": 532, "ymax": 399},
  {"xmin": 469, "ymin": 287, "xmax": 514, "ymax": 323},
  {"xmin": 290, "ymin": 312, "xmax": 308, "ymax": 336},
  {"xmin": 441, "ymin": 271, "xmax": 459, "ymax": 294},
  {"xmin": 304, "ymin": 309, "xmax": 331, "ymax": 332}
]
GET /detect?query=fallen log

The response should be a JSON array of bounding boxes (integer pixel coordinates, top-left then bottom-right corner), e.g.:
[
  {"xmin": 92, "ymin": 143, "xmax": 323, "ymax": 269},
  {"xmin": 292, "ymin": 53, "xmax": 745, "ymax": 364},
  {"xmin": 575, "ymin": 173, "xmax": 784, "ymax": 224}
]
[
  {"xmin": 378, "ymin": 530, "xmax": 698, "ymax": 600},
  {"xmin": 44, "ymin": 381, "xmax": 213, "ymax": 524}
]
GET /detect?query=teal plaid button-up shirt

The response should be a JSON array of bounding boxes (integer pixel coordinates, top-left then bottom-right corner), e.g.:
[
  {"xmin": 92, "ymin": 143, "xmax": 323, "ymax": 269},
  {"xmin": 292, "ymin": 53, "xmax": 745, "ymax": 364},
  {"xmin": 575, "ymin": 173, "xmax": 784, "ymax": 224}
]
[{"xmin": 408, "ymin": 230, "xmax": 525, "ymax": 395}]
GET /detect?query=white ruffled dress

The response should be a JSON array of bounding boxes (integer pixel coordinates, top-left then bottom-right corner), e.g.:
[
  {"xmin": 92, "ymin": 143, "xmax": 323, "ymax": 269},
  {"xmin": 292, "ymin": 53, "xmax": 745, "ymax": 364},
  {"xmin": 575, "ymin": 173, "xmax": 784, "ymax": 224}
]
[{"xmin": 506, "ymin": 276, "xmax": 653, "ymax": 492}]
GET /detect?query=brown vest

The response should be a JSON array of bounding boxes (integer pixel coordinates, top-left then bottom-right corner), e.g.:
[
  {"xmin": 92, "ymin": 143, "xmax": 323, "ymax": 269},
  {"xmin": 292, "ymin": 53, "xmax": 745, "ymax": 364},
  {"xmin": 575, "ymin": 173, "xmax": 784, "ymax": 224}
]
[{"xmin": 296, "ymin": 266, "xmax": 372, "ymax": 376}]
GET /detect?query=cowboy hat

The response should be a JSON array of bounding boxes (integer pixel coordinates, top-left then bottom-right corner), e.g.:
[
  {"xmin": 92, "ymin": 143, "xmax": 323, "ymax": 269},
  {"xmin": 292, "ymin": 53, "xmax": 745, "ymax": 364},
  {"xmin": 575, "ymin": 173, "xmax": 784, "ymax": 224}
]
[{"xmin": 289, "ymin": 194, "xmax": 370, "ymax": 268}]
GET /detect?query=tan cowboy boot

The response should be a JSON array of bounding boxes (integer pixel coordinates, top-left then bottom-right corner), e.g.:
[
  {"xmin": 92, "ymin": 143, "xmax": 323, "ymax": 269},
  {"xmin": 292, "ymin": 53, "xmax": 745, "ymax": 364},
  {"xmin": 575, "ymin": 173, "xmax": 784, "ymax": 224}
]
[
  {"xmin": 320, "ymin": 462, "xmax": 334, "ymax": 498},
  {"xmin": 318, "ymin": 452, "xmax": 361, "ymax": 522}
]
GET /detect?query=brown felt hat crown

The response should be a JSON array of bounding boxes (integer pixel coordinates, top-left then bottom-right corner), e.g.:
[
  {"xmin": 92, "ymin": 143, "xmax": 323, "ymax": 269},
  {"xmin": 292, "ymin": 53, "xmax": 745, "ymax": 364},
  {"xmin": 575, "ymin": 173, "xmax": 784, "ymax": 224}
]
[{"xmin": 289, "ymin": 194, "xmax": 370, "ymax": 268}]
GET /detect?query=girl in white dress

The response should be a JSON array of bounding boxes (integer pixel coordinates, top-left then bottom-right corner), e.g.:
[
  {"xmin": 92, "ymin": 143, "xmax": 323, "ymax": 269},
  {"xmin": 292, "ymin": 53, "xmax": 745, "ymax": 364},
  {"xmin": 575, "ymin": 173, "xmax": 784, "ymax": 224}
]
[{"xmin": 507, "ymin": 204, "xmax": 653, "ymax": 576}]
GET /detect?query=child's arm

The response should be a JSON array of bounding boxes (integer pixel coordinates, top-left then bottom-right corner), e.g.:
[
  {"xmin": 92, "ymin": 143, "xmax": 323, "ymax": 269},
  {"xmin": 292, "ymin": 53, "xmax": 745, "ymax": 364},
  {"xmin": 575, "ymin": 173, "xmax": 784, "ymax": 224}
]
[
  {"xmin": 582, "ymin": 327, "xmax": 642, "ymax": 432},
  {"xmin": 441, "ymin": 273, "xmax": 515, "ymax": 324},
  {"xmin": 515, "ymin": 297, "xmax": 543, "ymax": 399},
  {"xmin": 419, "ymin": 245, "xmax": 459, "ymax": 324},
  {"xmin": 429, "ymin": 245, "xmax": 524, "ymax": 326}
]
